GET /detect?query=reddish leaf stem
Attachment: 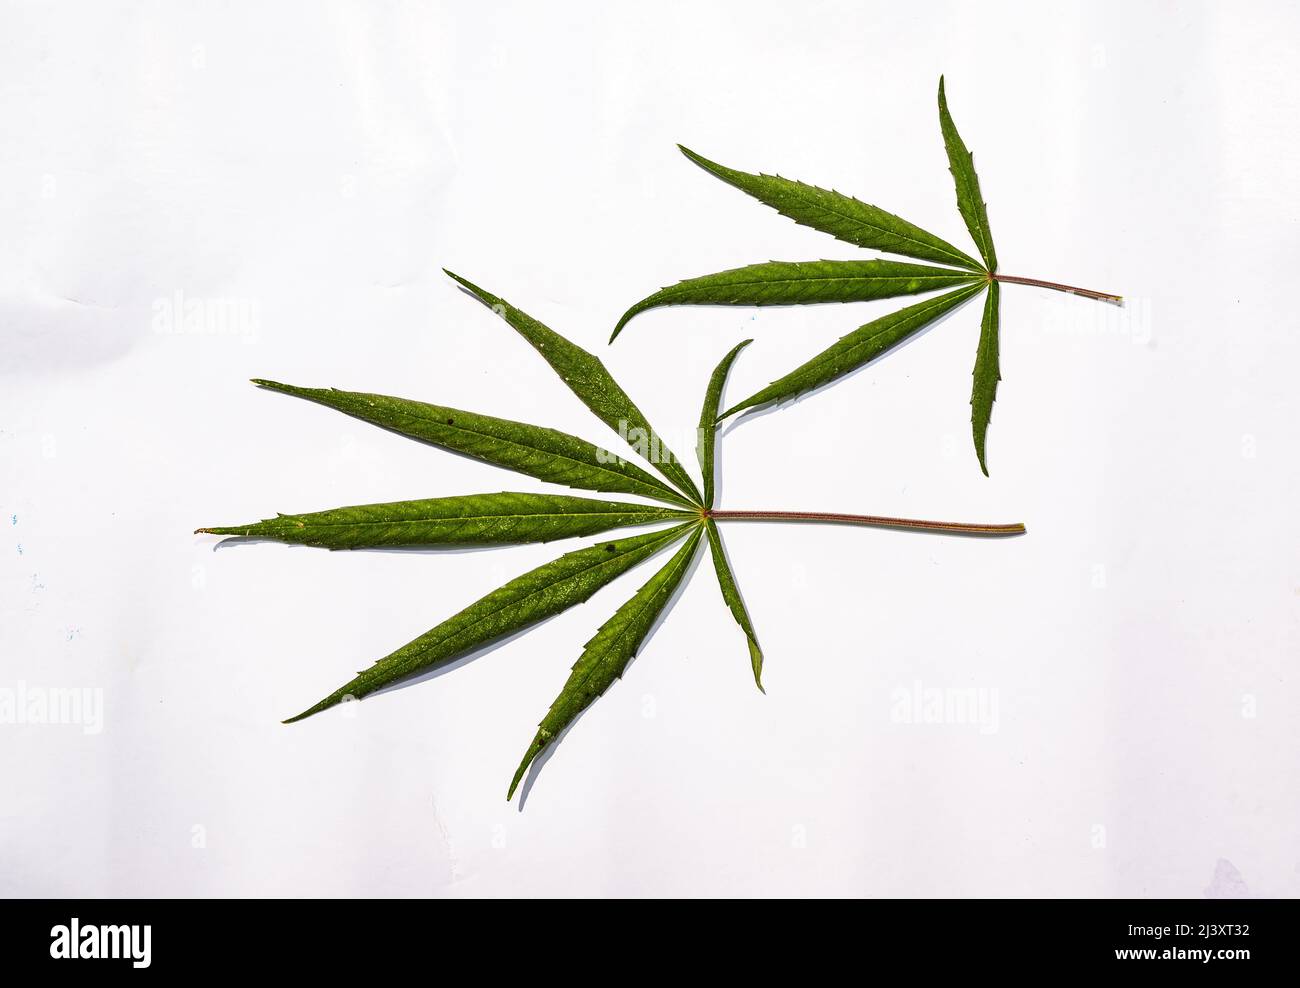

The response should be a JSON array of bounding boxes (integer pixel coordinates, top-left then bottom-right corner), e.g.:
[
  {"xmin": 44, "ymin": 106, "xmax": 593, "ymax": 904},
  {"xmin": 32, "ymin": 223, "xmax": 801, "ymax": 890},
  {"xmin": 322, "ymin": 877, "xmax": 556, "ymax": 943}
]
[
  {"xmin": 992, "ymin": 273, "xmax": 1123, "ymax": 304},
  {"xmin": 707, "ymin": 509, "xmax": 1025, "ymax": 536}
]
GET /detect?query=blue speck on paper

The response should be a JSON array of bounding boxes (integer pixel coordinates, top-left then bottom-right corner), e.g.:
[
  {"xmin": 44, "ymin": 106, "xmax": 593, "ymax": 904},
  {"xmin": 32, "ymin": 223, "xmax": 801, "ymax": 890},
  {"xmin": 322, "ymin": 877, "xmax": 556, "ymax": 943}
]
[{"xmin": 9, "ymin": 514, "xmax": 15, "ymax": 526}]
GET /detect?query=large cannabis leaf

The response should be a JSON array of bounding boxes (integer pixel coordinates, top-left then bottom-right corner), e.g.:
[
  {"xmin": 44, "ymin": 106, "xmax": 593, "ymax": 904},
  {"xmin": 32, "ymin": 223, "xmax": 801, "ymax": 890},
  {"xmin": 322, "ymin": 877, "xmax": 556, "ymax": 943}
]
[
  {"xmin": 200, "ymin": 274, "xmax": 1024, "ymax": 801},
  {"xmin": 613, "ymin": 77, "xmax": 1121, "ymax": 475}
]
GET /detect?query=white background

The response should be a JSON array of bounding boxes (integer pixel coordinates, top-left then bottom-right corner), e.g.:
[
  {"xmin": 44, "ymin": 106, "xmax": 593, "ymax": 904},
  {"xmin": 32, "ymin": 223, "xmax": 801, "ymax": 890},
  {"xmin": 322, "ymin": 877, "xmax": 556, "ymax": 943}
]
[{"xmin": 2, "ymin": 0, "xmax": 1297, "ymax": 897}]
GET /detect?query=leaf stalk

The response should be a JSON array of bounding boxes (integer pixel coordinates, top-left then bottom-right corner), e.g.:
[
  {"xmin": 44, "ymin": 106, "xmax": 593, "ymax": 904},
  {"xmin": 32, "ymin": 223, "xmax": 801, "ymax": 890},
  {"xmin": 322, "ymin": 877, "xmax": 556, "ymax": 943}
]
[
  {"xmin": 707, "ymin": 509, "xmax": 1024, "ymax": 537},
  {"xmin": 991, "ymin": 274, "xmax": 1122, "ymax": 304}
]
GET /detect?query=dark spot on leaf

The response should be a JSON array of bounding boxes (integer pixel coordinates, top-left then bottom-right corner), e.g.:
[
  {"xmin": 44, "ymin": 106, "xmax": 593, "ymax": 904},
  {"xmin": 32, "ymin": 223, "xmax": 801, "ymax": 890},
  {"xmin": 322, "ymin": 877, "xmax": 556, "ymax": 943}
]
[
  {"xmin": 605, "ymin": 544, "xmax": 616, "ymax": 552},
  {"xmin": 446, "ymin": 418, "xmax": 455, "ymax": 425}
]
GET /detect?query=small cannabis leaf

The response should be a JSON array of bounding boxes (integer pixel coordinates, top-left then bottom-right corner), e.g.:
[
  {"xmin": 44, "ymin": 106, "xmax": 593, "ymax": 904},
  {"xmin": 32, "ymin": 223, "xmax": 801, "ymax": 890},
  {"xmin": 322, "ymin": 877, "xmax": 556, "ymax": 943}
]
[
  {"xmin": 613, "ymin": 76, "xmax": 1121, "ymax": 475},
  {"xmin": 200, "ymin": 273, "xmax": 1024, "ymax": 801}
]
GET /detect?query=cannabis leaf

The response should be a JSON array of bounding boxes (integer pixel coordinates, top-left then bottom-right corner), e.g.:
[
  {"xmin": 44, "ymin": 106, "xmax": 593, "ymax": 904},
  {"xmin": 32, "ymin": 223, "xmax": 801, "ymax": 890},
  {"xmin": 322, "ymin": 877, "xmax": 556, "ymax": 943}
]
[
  {"xmin": 613, "ymin": 76, "xmax": 1121, "ymax": 475},
  {"xmin": 200, "ymin": 273, "xmax": 1025, "ymax": 801}
]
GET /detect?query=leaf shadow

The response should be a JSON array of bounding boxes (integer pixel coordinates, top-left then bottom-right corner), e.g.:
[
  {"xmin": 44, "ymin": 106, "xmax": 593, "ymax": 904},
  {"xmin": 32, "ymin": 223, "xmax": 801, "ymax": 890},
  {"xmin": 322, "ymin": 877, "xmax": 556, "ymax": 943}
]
[
  {"xmin": 515, "ymin": 533, "xmax": 706, "ymax": 810},
  {"xmin": 367, "ymin": 616, "xmax": 563, "ymax": 698}
]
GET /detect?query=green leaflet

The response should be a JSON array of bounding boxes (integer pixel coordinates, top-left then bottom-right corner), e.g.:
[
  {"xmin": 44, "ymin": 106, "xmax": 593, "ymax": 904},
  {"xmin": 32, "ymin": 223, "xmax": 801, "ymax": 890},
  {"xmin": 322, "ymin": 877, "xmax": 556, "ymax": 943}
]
[
  {"xmin": 697, "ymin": 344, "xmax": 762, "ymax": 686},
  {"xmin": 723, "ymin": 282, "xmax": 987, "ymax": 418},
  {"xmin": 971, "ymin": 282, "xmax": 1000, "ymax": 476},
  {"xmin": 678, "ymin": 145, "xmax": 983, "ymax": 272},
  {"xmin": 251, "ymin": 380, "xmax": 691, "ymax": 508},
  {"xmin": 938, "ymin": 77, "xmax": 997, "ymax": 272},
  {"xmin": 285, "ymin": 522, "xmax": 695, "ymax": 723},
  {"xmin": 698, "ymin": 339, "xmax": 751, "ymax": 507},
  {"xmin": 196, "ymin": 492, "xmax": 690, "ymax": 550},
  {"xmin": 445, "ymin": 271, "xmax": 705, "ymax": 506},
  {"xmin": 508, "ymin": 525, "xmax": 704, "ymax": 799},
  {"xmin": 613, "ymin": 259, "xmax": 982, "ymax": 340},
  {"xmin": 705, "ymin": 519, "xmax": 763, "ymax": 691}
]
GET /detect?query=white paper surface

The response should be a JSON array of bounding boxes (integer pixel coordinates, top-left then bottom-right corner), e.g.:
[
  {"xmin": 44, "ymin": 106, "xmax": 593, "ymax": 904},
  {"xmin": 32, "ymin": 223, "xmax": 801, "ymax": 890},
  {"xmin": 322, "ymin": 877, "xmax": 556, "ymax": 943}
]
[{"xmin": 2, "ymin": 0, "xmax": 1297, "ymax": 897}]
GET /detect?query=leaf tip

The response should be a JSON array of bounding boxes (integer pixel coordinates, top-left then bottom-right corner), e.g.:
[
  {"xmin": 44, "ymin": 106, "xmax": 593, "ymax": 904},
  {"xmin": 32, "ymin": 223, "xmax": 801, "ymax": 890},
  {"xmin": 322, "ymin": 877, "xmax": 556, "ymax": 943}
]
[
  {"xmin": 677, "ymin": 143, "xmax": 707, "ymax": 167},
  {"xmin": 507, "ymin": 759, "xmax": 529, "ymax": 801},
  {"xmin": 444, "ymin": 269, "xmax": 499, "ymax": 308},
  {"xmin": 609, "ymin": 311, "xmax": 633, "ymax": 343}
]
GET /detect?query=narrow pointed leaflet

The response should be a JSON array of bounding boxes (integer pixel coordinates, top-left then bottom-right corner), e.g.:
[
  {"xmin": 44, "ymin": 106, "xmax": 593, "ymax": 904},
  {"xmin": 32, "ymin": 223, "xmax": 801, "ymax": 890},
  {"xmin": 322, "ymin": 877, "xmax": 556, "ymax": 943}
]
[
  {"xmin": 446, "ymin": 271, "xmax": 705, "ymax": 505},
  {"xmin": 705, "ymin": 519, "xmax": 764, "ymax": 691},
  {"xmin": 677, "ymin": 145, "xmax": 983, "ymax": 272},
  {"xmin": 696, "ymin": 341, "xmax": 765, "ymax": 688},
  {"xmin": 197, "ymin": 492, "xmax": 690, "ymax": 549},
  {"xmin": 508, "ymin": 526, "xmax": 704, "ymax": 799},
  {"xmin": 286, "ymin": 523, "xmax": 695, "ymax": 723},
  {"xmin": 971, "ymin": 282, "xmax": 1000, "ymax": 476},
  {"xmin": 937, "ymin": 76, "xmax": 997, "ymax": 272},
  {"xmin": 698, "ymin": 339, "xmax": 751, "ymax": 507},
  {"xmin": 723, "ymin": 282, "xmax": 985, "ymax": 418},
  {"xmin": 613, "ymin": 259, "xmax": 982, "ymax": 340},
  {"xmin": 251, "ymin": 380, "xmax": 691, "ymax": 507}
]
